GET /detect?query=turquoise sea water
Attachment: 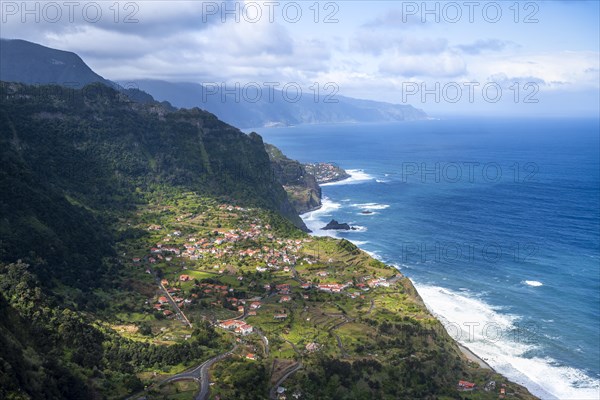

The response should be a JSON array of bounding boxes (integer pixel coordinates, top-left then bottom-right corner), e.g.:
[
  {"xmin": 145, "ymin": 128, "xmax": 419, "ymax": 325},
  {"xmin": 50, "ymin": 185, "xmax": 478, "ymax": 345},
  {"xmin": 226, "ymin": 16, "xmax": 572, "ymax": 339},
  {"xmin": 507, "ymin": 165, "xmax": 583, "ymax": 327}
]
[{"xmin": 251, "ymin": 118, "xmax": 600, "ymax": 400}]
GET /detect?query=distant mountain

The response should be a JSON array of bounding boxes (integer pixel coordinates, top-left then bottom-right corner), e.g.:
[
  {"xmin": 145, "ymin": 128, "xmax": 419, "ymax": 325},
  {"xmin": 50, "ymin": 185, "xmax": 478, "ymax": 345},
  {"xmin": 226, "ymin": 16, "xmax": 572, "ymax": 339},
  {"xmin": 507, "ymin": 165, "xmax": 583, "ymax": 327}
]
[
  {"xmin": 124, "ymin": 79, "xmax": 428, "ymax": 128},
  {"xmin": 1, "ymin": 38, "xmax": 427, "ymax": 127},
  {"xmin": 0, "ymin": 38, "xmax": 112, "ymax": 88},
  {"xmin": 0, "ymin": 39, "xmax": 170, "ymax": 106}
]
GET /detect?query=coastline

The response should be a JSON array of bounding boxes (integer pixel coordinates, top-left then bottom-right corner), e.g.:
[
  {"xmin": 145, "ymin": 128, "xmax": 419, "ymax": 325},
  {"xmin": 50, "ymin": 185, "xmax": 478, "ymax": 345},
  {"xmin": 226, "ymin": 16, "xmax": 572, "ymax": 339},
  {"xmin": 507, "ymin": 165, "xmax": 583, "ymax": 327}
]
[
  {"xmin": 299, "ymin": 199, "xmax": 497, "ymax": 373},
  {"xmin": 299, "ymin": 205, "xmax": 535, "ymax": 395},
  {"xmin": 266, "ymin": 121, "xmax": 600, "ymax": 400},
  {"xmin": 458, "ymin": 343, "xmax": 494, "ymax": 371},
  {"xmin": 298, "ymin": 218, "xmax": 536, "ymax": 396},
  {"xmin": 299, "ymin": 169, "xmax": 535, "ymax": 397}
]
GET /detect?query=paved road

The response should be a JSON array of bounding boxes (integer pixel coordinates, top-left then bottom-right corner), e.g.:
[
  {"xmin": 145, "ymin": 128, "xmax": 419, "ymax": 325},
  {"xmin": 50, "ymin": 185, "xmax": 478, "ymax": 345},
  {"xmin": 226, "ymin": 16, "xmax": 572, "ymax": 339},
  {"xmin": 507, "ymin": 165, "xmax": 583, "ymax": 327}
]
[
  {"xmin": 160, "ymin": 346, "xmax": 236, "ymax": 400},
  {"xmin": 366, "ymin": 299, "xmax": 375, "ymax": 315},
  {"xmin": 159, "ymin": 281, "xmax": 192, "ymax": 328},
  {"xmin": 327, "ymin": 315, "xmax": 353, "ymax": 359},
  {"xmin": 269, "ymin": 362, "xmax": 302, "ymax": 400},
  {"xmin": 232, "ymin": 307, "xmax": 248, "ymax": 320},
  {"xmin": 195, "ymin": 349, "xmax": 235, "ymax": 400},
  {"xmin": 334, "ymin": 333, "xmax": 349, "ymax": 358},
  {"xmin": 254, "ymin": 327, "xmax": 270, "ymax": 357},
  {"xmin": 284, "ymin": 339, "xmax": 301, "ymax": 356}
]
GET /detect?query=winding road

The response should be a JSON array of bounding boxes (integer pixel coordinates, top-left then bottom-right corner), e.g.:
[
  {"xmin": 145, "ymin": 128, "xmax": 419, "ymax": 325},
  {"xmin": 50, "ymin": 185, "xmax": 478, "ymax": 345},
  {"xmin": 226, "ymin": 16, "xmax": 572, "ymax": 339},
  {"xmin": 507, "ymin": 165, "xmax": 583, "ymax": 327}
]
[
  {"xmin": 254, "ymin": 326, "xmax": 270, "ymax": 356},
  {"xmin": 269, "ymin": 362, "xmax": 302, "ymax": 400},
  {"xmin": 161, "ymin": 346, "xmax": 237, "ymax": 400},
  {"xmin": 324, "ymin": 314, "xmax": 353, "ymax": 358},
  {"xmin": 194, "ymin": 348, "xmax": 235, "ymax": 400},
  {"xmin": 284, "ymin": 339, "xmax": 301, "ymax": 357},
  {"xmin": 367, "ymin": 299, "xmax": 375, "ymax": 315}
]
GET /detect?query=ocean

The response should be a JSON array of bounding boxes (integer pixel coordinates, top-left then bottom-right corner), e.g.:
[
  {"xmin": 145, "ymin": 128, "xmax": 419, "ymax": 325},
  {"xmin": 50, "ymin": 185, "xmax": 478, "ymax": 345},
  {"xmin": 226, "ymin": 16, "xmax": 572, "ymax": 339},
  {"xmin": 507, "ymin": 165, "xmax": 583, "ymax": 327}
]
[{"xmin": 249, "ymin": 117, "xmax": 600, "ymax": 400}]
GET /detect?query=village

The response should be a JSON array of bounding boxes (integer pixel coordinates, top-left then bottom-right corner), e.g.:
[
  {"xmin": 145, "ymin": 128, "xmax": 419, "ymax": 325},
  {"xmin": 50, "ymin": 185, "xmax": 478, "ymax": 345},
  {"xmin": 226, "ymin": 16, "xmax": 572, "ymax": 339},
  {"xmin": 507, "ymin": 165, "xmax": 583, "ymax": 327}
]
[{"xmin": 137, "ymin": 204, "xmax": 401, "ymax": 341}]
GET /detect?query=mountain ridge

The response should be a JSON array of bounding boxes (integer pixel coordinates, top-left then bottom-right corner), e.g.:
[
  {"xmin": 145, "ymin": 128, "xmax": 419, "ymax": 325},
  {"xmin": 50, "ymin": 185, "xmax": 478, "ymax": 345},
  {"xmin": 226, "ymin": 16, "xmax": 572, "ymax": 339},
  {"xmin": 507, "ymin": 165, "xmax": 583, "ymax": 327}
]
[
  {"xmin": 122, "ymin": 78, "xmax": 429, "ymax": 128},
  {"xmin": 0, "ymin": 39, "xmax": 427, "ymax": 128},
  {"xmin": 0, "ymin": 38, "xmax": 111, "ymax": 87}
]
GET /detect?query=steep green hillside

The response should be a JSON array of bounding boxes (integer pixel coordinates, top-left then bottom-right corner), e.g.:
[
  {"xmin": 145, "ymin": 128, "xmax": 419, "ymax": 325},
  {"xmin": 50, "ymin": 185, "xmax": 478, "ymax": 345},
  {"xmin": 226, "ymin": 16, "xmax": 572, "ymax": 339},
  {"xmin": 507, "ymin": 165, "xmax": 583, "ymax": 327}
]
[
  {"xmin": 0, "ymin": 81, "xmax": 306, "ymax": 398},
  {"xmin": 0, "ymin": 81, "xmax": 536, "ymax": 400},
  {"xmin": 0, "ymin": 82, "xmax": 306, "ymax": 283}
]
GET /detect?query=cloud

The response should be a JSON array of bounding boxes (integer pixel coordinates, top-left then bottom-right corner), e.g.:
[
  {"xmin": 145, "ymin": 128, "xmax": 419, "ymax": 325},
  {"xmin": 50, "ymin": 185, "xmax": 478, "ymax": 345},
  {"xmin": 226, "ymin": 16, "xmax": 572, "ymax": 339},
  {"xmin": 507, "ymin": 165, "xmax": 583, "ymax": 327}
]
[
  {"xmin": 456, "ymin": 39, "xmax": 512, "ymax": 55},
  {"xmin": 379, "ymin": 50, "xmax": 467, "ymax": 78},
  {"xmin": 79, "ymin": 17, "xmax": 332, "ymax": 84},
  {"xmin": 0, "ymin": 0, "xmax": 335, "ymax": 85},
  {"xmin": 44, "ymin": 27, "xmax": 160, "ymax": 59},
  {"xmin": 0, "ymin": 1, "xmax": 221, "ymax": 39},
  {"xmin": 0, "ymin": 0, "xmax": 598, "ymax": 116},
  {"xmin": 351, "ymin": 31, "xmax": 448, "ymax": 56},
  {"xmin": 486, "ymin": 73, "xmax": 546, "ymax": 89},
  {"xmin": 362, "ymin": 8, "xmax": 431, "ymax": 29},
  {"xmin": 471, "ymin": 51, "xmax": 600, "ymax": 91}
]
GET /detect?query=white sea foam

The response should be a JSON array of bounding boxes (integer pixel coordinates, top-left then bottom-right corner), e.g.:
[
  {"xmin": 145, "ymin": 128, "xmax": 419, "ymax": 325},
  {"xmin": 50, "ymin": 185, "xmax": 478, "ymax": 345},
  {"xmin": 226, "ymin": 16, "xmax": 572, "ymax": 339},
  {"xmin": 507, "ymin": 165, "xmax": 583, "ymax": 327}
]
[
  {"xmin": 321, "ymin": 169, "xmax": 374, "ymax": 186},
  {"xmin": 523, "ymin": 280, "xmax": 544, "ymax": 287},
  {"xmin": 363, "ymin": 249, "xmax": 383, "ymax": 261},
  {"xmin": 301, "ymin": 197, "xmax": 341, "ymax": 238},
  {"xmin": 414, "ymin": 283, "xmax": 600, "ymax": 400},
  {"xmin": 352, "ymin": 202, "xmax": 390, "ymax": 210},
  {"xmin": 357, "ymin": 211, "xmax": 377, "ymax": 216}
]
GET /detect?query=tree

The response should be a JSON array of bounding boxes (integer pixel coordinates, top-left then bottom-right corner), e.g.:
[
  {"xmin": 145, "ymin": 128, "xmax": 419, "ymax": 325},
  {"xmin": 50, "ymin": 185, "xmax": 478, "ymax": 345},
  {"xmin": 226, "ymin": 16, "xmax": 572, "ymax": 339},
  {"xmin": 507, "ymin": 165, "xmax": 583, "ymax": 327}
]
[{"xmin": 139, "ymin": 323, "xmax": 152, "ymax": 336}]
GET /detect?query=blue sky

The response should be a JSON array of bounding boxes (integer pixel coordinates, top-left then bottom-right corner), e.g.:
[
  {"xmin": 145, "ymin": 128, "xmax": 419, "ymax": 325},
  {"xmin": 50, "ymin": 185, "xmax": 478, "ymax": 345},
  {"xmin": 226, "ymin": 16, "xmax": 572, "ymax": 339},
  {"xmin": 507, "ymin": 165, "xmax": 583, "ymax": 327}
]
[{"xmin": 1, "ymin": 0, "xmax": 598, "ymax": 116}]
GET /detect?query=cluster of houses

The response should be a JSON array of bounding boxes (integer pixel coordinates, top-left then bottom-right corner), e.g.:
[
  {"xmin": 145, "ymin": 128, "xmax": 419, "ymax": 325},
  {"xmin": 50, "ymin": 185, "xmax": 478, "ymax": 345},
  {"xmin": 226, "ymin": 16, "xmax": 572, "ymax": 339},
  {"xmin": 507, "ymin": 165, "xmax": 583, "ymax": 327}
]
[
  {"xmin": 137, "ymin": 207, "xmax": 315, "ymax": 283},
  {"xmin": 458, "ymin": 379, "xmax": 506, "ymax": 396},
  {"xmin": 176, "ymin": 224, "xmax": 308, "ymax": 267},
  {"xmin": 218, "ymin": 204, "xmax": 246, "ymax": 212},
  {"xmin": 137, "ymin": 205, "xmax": 402, "ymax": 340},
  {"xmin": 305, "ymin": 162, "xmax": 348, "ymax": 183},
  {"xmin": 366, "ymin": 277, "xmax": 391, "ymax": 288},
  {"xmin": 316, "ymin": 283, "xmax": 352, "ymax": 293},
  {"xmin": 297, "ymin": 275, "xmax": 394, "ymax": 296},
  {"xmin": 257, "ymin": 273, "xmax": 396, "ymax": 302},
  {"xmin": 218, "ymin": 319, "xmax": 254, "ymax": 335},
  {"xmin": 152, "ymin": 279, "xmax": 192, "ymax": 317}
]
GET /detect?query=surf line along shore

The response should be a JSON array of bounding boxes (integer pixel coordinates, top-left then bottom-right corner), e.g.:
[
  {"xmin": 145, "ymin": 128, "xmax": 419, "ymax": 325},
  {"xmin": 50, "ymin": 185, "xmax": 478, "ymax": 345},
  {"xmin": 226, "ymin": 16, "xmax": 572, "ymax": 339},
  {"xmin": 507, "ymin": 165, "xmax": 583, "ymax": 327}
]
[
  {"xmin": 300, "ymin": 167, "xmax": 497, "ymax": 373},
  {"xmin": 458, "ymin": 343, "xmax": 494, "ymax": 370}
]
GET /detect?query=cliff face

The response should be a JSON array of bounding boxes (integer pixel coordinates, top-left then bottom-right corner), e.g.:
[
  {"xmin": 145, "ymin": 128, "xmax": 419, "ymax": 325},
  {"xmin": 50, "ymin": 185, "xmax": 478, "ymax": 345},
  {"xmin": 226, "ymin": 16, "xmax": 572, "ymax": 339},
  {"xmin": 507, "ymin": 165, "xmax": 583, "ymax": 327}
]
[{"xmin": 265, "ymin": 143, "xmax": 322, "ymax": 214}]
